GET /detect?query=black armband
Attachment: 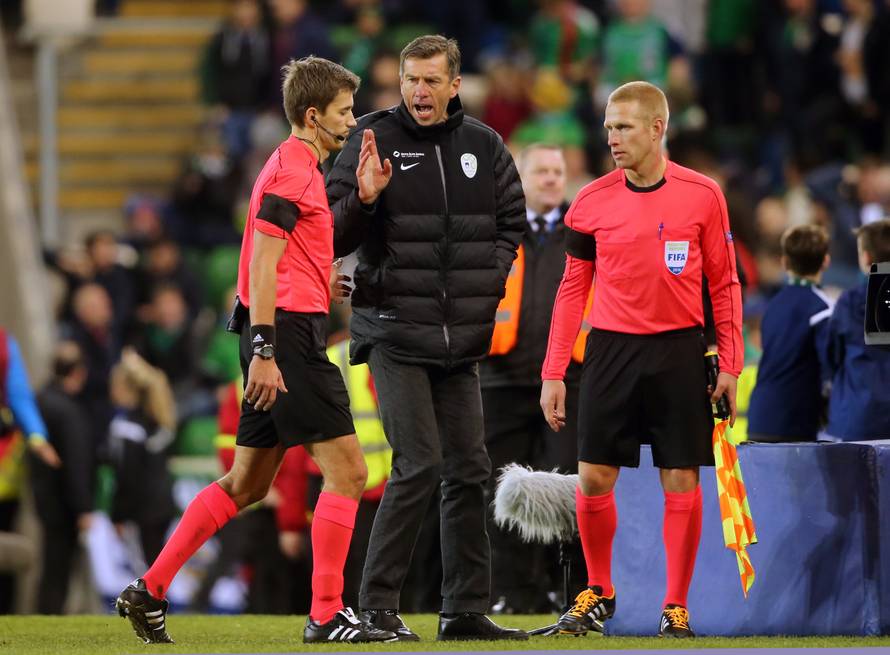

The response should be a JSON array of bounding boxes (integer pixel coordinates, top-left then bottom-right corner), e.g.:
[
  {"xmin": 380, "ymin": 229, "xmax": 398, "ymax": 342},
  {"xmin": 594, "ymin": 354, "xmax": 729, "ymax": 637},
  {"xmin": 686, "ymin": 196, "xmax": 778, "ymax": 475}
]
[
  {"xmin": 250, "ymin": 324, "xmax": 276, "ymax": 350},
  {"xmin": 257, "ymin": 193, "xmax": 301, "ymax": 233},
  {"xmin": 565, "ymin": 227, "xmax": 597, "ymax": 261}
]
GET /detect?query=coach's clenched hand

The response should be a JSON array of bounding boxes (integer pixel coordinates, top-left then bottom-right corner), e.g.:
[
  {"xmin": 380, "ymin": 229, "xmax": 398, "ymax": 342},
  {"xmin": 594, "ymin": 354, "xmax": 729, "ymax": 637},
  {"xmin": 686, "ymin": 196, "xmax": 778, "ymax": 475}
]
[
  {"xmin": 245, "ymin": 357, "xmax": 288, "ymax": 411},
  {"xmin": 540, "ymin": 379, "xmax": 567, "ymax": 432}
]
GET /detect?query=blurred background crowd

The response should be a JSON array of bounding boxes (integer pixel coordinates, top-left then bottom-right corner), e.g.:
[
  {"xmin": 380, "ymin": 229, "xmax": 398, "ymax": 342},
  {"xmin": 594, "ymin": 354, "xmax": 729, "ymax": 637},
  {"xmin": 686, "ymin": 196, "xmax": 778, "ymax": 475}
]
[{"xmin": 0, "ymin": 0, "xmax": 888, "ymax": 618}]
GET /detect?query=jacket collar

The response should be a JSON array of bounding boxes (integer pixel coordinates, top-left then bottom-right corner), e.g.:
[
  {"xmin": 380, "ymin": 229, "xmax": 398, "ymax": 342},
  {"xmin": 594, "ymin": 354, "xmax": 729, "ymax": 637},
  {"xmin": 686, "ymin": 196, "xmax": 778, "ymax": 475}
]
[{"xmin": 396, "ymin": 96, "xmax": 464, "ymax": 139}]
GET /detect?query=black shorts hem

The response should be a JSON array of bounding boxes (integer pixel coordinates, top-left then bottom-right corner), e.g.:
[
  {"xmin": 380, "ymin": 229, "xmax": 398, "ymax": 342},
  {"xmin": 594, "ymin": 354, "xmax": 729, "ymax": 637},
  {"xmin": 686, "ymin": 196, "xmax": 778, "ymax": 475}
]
[{"xmin": 235, "ymin": 426, "xmax": 355, "ymax": 450}]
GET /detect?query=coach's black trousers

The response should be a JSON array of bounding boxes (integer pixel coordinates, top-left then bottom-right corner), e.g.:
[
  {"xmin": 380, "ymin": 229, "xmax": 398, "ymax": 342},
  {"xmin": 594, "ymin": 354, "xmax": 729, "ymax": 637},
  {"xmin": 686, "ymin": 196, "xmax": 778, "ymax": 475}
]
[{"xmin": 359, "ymin": 348, "xmax": 491, "ymax": 614}]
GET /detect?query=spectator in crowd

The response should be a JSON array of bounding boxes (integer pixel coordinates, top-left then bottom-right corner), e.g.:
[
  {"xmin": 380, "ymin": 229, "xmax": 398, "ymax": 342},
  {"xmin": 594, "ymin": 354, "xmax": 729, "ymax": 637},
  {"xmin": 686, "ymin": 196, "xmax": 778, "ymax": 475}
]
[
  {"xmin": 341, "ymin": 6, "xmax": 387, "ymax": 82},
  {"xmin": 420, "ymin": 0, "xmax": 490, "ymax": 73},
  {"xmin": 32, "ymin": 341, "xmax": 96, "ymax": 614},
  {"xmin": 482, "ymin": 143, "xmax": 585, "ymax": 614},
  {"xmin": 62, "ymin": 283, "xmax": 120, "ymax": 440},
  {"xmin": 863, "ymin": 0, "xmax": 890, "ymax": 156},
  {"xmin": 511, "ymin": 70, "xmax": 590, "ymax": 197},
  {"xmin": 597, "ymin": 0, "xmax": 687, "ymax": 106},
  {"xmin": 700, "ymin": 0, "xmax": 759, "ymax": 132},
  {"xmin": 748, "ymin": 225, "xmax": 834, "ymax": 443},
  {"xmin": 108, "ymin": 350, "xmax": 177, "ymax": 567},
  {"xmin": 528, "ymin": 0, "xmax": 600, "ymax": 84},
  {"xmin": 0, "ymin": 329, "xmax": 58, "ymax": 614},
  {"xmin": 481, "ymin": 57, "xmax": 532, "ymax": 142},
  {"xmin": 84, "ymin": 231, "xmax": 137, "ymax": 336},
  {"xmin": 123, "ymin": 195, "xmax": 168, "ymax": 255},
  {"xmin": 837, "ymin": 0, "xmax": 874, "ymax": 116},
  {"xmin": 131, "ymin": 283, "xmax": 201, "ymax": 393},
  {"xmin": 766, "ymin": 0, "xmax": 843, "ymax": 168},
  {"xmin": 136, "ymin": 238, "xmax": 204, "ymax": 321},
  {"xmin": 200, "ymin": 0, "xmax": 272, "ymax": 159},
  {"xmin": 752, "ymin": 196, "xmax": 790, "ymax": 293},
  {"xmin": 353, "ymin": 49, "xmax": 402, "ymax": 116},
  {"xmin": 171, "ymin": 124, "xmax": 244, "ymax": 248},
  {"xmin": 825, "ymin": 219, "xmax": 890, "ymax": 441},
  {"xmin": 806, "ymin": 160, "xmax": 879, "ymax": 287},
  {"xmin": 268, "ymin": 0, "xmax": 337, "ymax": 105}
]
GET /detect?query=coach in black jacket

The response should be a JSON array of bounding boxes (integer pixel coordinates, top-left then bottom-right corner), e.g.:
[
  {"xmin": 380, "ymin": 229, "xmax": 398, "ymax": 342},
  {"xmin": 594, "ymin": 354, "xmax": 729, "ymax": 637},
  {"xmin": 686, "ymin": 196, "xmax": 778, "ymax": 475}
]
[{"xmin": 327, "ymin": 35, "xmax": 527, "ymax": 641}]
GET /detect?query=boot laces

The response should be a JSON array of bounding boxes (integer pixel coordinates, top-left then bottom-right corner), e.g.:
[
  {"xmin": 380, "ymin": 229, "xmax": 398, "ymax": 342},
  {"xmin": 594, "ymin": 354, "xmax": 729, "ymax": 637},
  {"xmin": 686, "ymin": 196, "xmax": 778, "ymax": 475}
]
[
  {"xmin": 567, "ymin": 589, "xmax": 603, "ymax": 619},
  {"xmin": 664, "ymin": 606, "xmax": 690, "ymax": 630}
]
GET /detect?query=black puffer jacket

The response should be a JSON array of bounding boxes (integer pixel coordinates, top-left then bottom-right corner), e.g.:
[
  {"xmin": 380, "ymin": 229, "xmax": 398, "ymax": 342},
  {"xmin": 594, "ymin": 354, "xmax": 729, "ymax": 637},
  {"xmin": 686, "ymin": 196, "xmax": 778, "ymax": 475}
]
[{"xmin": 328, "ymin": 97, "xmax": 525, "ymax": 368}]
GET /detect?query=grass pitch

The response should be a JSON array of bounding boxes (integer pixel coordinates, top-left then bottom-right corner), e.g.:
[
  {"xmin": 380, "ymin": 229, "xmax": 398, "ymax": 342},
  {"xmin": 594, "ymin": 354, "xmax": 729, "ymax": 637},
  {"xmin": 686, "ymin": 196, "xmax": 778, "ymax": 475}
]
[{"xmin": 1, "ymin": 614, "xmax": 889, "ymax": 654}]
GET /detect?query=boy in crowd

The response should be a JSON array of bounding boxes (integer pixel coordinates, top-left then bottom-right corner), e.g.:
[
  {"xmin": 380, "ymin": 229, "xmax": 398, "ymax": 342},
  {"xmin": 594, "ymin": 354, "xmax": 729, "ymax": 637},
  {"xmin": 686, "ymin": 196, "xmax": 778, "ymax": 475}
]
[
  {"xmin": 748, "ymin": 224, "xmax": 833, "ymax": 442},
  {"xmin": 824, "ymin": 219, "xmax": 890, "ymax": 441}
]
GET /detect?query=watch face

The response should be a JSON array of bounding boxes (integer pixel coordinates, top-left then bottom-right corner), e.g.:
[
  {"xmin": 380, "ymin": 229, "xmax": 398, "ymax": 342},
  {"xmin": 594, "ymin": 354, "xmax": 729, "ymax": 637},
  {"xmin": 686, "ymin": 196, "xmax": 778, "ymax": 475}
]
[{"xmin": 254, "ymin": 344, "xmax": 275, "ymax": 359}]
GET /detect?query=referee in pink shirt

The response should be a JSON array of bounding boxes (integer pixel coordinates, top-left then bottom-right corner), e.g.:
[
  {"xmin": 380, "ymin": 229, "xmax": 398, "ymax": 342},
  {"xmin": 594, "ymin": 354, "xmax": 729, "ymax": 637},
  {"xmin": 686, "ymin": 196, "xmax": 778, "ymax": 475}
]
[{"xmin": 540, "ymin": 81, "xmax": 743, "ymax": 638}]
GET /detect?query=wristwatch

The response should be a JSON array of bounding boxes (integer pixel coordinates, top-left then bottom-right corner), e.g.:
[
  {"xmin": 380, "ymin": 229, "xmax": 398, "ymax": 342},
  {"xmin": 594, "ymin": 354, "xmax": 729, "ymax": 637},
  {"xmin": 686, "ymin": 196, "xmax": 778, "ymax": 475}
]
[{"xmin": 253, "ymin": 344, "xmax": 275, "ymax": 360}]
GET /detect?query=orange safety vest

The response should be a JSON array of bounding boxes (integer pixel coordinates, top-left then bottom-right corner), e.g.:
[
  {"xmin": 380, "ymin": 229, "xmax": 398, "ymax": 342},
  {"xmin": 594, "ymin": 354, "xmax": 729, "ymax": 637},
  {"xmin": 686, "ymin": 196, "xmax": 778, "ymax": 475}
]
[{"xmin": 490, "ymin": 244, "xmax": 594, "ymax": 364}]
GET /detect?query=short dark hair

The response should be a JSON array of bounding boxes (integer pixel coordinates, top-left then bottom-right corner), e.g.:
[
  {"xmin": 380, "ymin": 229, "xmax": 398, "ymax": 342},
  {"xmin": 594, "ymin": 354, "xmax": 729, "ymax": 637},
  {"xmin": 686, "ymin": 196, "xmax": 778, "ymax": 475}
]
[
  {"xmin": 84, "ymin": 229, "xmax": 116, "ymax": 251},
  {"xmin": 400, "ymin": 35, "xmax": 461, "ymax": 80},
  {"xmin": 281, "ymin": 56, "xmax": 360, "ymax": 128},
  {"xmin": 781, "ymin": 224, "xmax": 829, "ymax": 276},
  {"xmin": 52, "ymin": 341, "xmax": 83, "ymax": 379},
  {"xmin": 856, "ymin": 219, "xmax": 890, "ymax": 264}
]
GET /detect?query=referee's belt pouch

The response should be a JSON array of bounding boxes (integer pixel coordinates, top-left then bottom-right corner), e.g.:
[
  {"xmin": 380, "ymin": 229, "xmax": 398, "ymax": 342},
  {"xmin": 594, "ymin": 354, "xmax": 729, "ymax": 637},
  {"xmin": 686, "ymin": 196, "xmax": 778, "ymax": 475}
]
[{"xmin": 225, "ymin": 296, "xmax": 249, "ymax": 334}]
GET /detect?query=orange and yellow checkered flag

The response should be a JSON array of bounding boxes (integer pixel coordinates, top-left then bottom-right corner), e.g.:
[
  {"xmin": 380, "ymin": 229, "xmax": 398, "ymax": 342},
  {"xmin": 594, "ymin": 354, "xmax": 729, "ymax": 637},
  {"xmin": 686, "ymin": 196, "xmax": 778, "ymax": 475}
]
[{"xmin": 712, "ymin": 419, "xmax": 757, "ymax": 597}]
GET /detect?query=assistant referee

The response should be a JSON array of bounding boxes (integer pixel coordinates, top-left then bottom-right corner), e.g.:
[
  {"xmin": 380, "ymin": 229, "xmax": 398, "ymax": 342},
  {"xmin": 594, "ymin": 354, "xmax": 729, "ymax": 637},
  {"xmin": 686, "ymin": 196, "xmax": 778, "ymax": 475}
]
[{"xmin": 540, "ymin": 81, "xmax": 743, "ymax": 638}]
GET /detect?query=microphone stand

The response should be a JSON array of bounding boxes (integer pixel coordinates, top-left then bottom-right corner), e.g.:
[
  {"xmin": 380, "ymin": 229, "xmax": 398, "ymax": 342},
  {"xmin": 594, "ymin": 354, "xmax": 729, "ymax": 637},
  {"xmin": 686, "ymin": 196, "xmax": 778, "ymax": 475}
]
[{"xmin": 528, "ymin": 541, "xmax": 603, "ymax": 636}]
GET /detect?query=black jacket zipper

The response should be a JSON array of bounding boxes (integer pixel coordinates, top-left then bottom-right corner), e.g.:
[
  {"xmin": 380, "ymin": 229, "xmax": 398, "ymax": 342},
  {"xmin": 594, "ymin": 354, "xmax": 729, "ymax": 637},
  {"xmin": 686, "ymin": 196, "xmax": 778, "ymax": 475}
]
[{"xmin": 435, "ymin": 143, "xmax": 451, "ymax": 364}]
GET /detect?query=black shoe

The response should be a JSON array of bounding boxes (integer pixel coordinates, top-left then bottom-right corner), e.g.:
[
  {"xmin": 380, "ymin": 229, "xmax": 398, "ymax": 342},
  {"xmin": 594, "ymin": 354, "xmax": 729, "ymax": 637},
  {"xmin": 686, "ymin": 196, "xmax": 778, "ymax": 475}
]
[
  {"xmin": 115, "ymin": 578, "xmax": 174, "ymax": 644},
  {"xmin": 359, "ymin": 608, "xmax": 420, "ymax": 641},
  {"xmin": 437, "ymin": 612, "xmax": 529, "ymax": 641},
  {"xmin": 303, "ymin": 607, "xmax": 397, "ymax": 643},
  {"xmin": 659, "ymin": 604, "xmax": 695, "ymax": 638},
  {"xmin": 556, "ymin": 586, "xmax": 616, "ymax": 635}
]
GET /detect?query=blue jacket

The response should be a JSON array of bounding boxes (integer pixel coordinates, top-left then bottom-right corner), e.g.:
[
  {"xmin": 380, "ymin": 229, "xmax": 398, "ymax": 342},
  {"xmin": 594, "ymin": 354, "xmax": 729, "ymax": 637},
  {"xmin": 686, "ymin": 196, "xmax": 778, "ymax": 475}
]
[
  {"xmin": 748, "ymin": 283, "xmax": 833, "ymax": 440},
  {"xmin": 3, "ymin": 333, "xmax": 48, "ymax": 439},
  {"xmin": 826, "ymin": 281, "xmax": 890, "ymax": 440}
]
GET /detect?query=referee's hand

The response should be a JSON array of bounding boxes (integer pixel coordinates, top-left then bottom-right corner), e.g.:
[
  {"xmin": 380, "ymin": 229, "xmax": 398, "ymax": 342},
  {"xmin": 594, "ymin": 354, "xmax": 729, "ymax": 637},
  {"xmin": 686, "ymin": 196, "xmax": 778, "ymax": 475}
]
[
  {"xmin": 540, "ymin": 380, "xmax": 567, "ymax": 432},
  {"xmin": 710, "ymin": 371, "xmax": 738, "ymax": 427},
  {"xmin": 245, "ymin": 357, "xmax": 288, "ymax": 411}
]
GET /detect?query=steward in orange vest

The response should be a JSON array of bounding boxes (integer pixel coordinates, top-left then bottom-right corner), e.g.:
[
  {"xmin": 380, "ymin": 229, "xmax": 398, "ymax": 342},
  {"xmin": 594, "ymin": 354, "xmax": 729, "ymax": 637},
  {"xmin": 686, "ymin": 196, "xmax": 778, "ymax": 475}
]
[{"xmin": 480, "ymin": 144, "xmax": 588, "ymax": 614}]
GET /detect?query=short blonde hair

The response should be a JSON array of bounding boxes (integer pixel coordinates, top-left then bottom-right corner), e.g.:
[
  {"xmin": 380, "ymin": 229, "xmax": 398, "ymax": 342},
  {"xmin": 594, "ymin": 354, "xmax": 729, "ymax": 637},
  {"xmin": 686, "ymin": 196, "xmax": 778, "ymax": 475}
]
[{"xmin": 607, "ymin": 81, "xmax": 669, "ymax": 127}]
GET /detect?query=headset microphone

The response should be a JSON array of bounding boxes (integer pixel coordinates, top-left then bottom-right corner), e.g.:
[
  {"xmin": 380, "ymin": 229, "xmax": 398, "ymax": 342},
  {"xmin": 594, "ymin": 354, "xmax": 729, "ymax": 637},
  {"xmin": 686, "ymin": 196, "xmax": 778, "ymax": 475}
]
[{"xmin": 312, "ymin": 116, "xmax": 346, "ymax": 142}]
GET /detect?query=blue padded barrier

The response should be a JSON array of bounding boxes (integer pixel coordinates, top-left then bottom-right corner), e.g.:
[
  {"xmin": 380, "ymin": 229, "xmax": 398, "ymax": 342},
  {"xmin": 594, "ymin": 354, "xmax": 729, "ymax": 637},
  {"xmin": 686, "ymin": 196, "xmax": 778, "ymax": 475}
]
[
  {"xmin": 606, "ymin": 442, "xmax": 880, "ymax": 636},
  {"xmin": 860, "ymin": 440, "xmax": 890, "ymax": 634}
]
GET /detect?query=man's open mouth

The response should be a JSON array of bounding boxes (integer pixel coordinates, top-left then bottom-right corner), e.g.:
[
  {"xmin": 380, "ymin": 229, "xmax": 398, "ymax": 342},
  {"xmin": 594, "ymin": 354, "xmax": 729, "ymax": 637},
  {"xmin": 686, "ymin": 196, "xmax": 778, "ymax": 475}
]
[{"xmin": 414, "ymin": 103, "xmax": 434, "ymax": 119}]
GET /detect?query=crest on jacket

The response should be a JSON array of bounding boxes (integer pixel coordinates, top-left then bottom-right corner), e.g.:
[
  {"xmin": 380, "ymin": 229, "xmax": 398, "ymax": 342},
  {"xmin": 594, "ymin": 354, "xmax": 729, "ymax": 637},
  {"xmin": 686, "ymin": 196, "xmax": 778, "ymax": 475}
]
[{"xmin": 460, "ymin": 153, "xmax": 477, "ymax": 179}]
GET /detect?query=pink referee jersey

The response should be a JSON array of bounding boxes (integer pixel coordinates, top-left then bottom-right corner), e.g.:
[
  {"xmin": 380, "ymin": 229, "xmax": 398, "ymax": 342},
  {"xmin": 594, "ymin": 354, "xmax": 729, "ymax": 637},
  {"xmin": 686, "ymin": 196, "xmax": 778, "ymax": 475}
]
[
  {"xmin": 542, "ymin": 160, "xmax": 744, "ymax": 379},
  {"xmin": 237, "ymin": 137, "xmax": 333, "ymax": 314}
]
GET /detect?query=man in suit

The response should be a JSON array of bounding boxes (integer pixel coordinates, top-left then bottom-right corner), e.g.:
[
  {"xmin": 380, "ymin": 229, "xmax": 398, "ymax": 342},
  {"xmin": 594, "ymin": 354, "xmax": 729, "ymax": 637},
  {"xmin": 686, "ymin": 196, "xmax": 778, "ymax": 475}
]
[{"xmin": 481, "ymin": 144, "xmax": 586, "ymax": 614}]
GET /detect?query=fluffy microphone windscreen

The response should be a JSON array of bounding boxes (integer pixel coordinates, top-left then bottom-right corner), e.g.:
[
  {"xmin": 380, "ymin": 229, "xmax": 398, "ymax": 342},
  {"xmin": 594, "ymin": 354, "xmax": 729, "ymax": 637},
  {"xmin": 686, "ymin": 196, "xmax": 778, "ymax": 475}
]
[{"xmin": 493, "ymin": 464, "xmax": 579, "ymax": 545}]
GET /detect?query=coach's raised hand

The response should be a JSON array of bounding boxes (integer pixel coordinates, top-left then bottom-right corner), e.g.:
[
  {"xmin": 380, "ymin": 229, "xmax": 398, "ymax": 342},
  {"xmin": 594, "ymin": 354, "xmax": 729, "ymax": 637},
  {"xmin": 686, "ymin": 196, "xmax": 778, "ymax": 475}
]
[{"xmin": 356, "ymin": 129, "xmax": 392, "ymax": 205}]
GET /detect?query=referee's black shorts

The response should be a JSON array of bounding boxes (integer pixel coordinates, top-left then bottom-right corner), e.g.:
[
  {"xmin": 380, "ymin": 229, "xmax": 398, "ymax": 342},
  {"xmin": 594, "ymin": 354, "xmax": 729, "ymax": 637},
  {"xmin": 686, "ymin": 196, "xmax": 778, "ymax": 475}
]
[
  {"xmin": 577, "ymin": 326, "xmax": 714, "ymax": 469},
  {"xmin": 236, "ymin": 311, "xmax": 355, "ymax": 449}
]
